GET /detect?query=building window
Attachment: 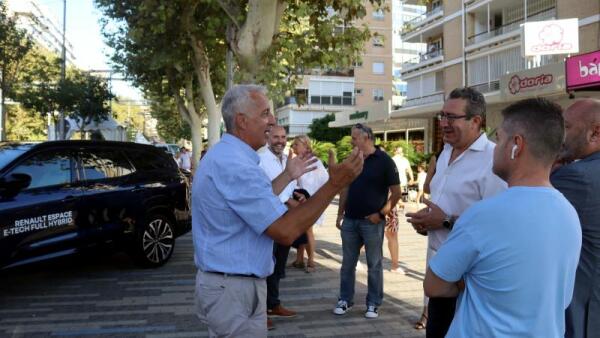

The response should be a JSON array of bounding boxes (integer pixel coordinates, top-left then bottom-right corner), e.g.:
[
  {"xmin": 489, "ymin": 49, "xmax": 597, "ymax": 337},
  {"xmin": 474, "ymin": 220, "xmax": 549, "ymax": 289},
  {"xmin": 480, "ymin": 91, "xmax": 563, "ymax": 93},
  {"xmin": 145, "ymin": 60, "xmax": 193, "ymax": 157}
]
[
  {"xmin": 372, "ymin": 62, "xmax": 385, "ymax": 74},
  {"xmin": 372, "ymin": 36, "xmax": 384, "ymax": 47},
  {"xmin": 372, "ymin": 9, "xmax": 385, "ymax": 20},
  {"xmin": 355, "ymin": 88, "xmax": 363, "ymax": 95},
  {"xmin": 373, "ymin": 88, "xmax": 384, "ymax": 102},
  {"xmin": 353, "ymin": 59, "xmax": 363, "ymax": 67}
]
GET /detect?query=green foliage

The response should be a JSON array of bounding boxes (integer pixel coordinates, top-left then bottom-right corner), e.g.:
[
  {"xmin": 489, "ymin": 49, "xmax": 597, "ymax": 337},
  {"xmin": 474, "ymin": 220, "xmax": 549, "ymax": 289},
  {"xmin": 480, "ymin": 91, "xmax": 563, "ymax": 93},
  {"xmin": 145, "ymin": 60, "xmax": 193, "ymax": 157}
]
[
  {"xmin": 148, "ymin": 94, "xmax": 192, "ymax": 143},
  {"xmin": 335, "ymin": 136, "xmax": 353, "ymax": 162},
  {"xmin": 311, "ymin": 140, "xmax": 336, "ymax": 167},
  {"xmin": 308, "ymin": 114, "xmax": 351, "ymax": 143},
  {"xmin": 5, "ymin": 105, "xmax": 46, "ymax": 141}
]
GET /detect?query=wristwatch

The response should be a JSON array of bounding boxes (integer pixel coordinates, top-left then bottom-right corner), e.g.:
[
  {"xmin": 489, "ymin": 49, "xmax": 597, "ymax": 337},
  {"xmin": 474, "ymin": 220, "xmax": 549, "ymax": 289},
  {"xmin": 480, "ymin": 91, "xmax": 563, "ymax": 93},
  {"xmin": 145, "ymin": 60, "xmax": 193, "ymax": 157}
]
[{"xmin": 442, "ymin": 215, "xmax": 455, "ymax": 230}]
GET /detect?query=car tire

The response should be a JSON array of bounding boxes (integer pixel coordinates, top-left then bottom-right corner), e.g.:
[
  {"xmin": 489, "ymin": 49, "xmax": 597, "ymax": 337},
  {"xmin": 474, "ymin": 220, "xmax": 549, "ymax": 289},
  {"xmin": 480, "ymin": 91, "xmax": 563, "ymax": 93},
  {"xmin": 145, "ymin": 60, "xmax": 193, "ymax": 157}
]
[{"xmin": 134, "ymin": 214, "xmax": 175, "ymax": 268}]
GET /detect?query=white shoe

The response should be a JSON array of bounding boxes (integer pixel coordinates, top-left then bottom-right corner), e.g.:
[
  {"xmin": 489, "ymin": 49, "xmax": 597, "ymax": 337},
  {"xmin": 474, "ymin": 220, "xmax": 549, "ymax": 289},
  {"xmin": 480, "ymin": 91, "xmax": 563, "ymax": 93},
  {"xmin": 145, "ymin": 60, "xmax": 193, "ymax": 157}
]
[
  {"xmin": 390, "ymin": 266, "xmax": 405, "ymax": 274},
  {"xmin": 333, "ymin": 300, "xmax": 352, "ymax": 315},
  {"xmin": 365, "ymin": 305, "xmax": 379, "ymax": 318}
]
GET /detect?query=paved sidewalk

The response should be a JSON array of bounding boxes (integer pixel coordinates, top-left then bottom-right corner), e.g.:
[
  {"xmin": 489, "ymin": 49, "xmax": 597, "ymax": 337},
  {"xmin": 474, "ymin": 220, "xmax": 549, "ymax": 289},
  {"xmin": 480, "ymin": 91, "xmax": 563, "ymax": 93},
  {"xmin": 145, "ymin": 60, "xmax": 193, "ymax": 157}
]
[{"xmin": 0, "ymin": 201, "xmax": 428, "ymax": 337}]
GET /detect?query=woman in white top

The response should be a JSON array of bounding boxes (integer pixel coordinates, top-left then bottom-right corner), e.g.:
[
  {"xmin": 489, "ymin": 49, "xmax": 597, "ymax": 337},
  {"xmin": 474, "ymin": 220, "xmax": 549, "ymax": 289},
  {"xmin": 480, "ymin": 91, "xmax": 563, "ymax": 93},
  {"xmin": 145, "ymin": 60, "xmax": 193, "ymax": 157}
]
[{"xmin": 290, "ymin": 135, "xmax": 329, "ymax": 273}]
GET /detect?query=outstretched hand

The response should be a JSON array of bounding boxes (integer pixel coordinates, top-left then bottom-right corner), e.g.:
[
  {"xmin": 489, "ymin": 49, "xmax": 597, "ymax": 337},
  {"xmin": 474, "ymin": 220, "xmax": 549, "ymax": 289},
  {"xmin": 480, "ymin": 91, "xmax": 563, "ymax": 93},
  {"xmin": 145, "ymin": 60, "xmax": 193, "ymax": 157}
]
[
  {"xmin": 285, "ymin": 149, "xmax": 318, "ymax": 180},
  {"xmin": 327, "ymin": 148, "xmax": 364, "ymax": 190}
]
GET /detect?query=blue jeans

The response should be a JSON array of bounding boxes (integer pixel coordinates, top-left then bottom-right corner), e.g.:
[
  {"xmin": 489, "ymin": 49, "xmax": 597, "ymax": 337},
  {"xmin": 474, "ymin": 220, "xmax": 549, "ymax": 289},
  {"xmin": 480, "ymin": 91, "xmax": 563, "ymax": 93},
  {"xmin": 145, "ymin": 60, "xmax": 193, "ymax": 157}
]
[{"xmin": 339, "ymin": 216, "xmax": 385, "ymax": 307}]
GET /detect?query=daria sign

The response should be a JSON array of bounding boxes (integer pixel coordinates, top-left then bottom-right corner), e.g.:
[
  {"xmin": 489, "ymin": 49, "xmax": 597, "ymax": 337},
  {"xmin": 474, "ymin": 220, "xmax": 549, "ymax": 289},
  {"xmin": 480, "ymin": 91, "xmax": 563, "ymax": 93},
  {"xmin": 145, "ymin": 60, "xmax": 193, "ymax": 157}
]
[{"xmin": 2, "ymin": 211, "xmax": 74, "ymax": 238}]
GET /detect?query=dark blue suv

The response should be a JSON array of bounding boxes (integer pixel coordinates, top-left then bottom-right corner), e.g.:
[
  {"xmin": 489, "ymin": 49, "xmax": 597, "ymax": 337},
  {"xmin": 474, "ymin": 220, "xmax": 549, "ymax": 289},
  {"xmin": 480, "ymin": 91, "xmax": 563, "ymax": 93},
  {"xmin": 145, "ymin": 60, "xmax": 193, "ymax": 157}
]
[{"xmin": 0, "ymin": 141, "xmax": 191, "ymax": 269}]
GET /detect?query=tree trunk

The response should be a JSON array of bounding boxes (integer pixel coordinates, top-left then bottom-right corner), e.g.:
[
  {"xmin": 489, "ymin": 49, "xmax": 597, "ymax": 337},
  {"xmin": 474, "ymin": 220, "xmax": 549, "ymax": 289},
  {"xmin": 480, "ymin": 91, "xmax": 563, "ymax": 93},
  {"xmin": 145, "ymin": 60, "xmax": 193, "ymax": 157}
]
[
  {"xmin": 189, "ymin": 36, "xmax": 221, "ymax": 147},
  {"xmin": 171, "ymin": 73, "xmax": 205, "ymax": 166},
  {"xmin": 232, "ymin": 0, "xmax": 287, "ymax": 80}
]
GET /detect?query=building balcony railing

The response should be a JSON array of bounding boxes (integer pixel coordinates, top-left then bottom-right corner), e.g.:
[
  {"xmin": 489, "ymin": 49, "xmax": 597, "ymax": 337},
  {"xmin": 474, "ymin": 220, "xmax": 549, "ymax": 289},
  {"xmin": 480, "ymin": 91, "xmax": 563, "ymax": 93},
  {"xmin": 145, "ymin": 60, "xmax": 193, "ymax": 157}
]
[
  {"xmin": 467, "ymin": 7, "xmax": 556, "ymax": 46},
  {"xmin": 401, "ymin": 6, "xmax": 443, "ymax": 35},
  {"xmin": 404, "ymin": 92, "xmax": 444, "ymax": 108},
  {"xmin": 470, "ymin": 80, "xmax": 500, "ymax": 94},
  {"xmin": 401, "ymin": 48, "xmax": 443, "ymax": 72},
  {"xmin": 310, "ymin": 95, "xmax": 355, "ymax": 106}
]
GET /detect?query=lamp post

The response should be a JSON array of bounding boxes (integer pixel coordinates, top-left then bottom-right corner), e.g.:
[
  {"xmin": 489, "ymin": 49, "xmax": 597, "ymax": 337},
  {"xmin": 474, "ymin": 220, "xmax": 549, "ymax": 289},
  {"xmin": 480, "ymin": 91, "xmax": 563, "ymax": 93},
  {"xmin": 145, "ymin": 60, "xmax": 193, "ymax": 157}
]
[{"xmin": 57, "ymin": 0, "xmax": 66, "ymax": 139}]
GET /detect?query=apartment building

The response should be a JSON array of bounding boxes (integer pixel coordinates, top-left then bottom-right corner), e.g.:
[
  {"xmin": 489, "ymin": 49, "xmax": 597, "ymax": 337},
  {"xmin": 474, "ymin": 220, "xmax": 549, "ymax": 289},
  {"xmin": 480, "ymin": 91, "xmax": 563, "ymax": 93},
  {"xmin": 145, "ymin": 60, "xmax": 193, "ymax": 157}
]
[
  {"xmin": 7, "ymin": 0, "xmax": 76, "ymax": 65},
  {"xmin": 390, "ymin": 0, "xmax": 600, "ymax": 153},
  {"xmin": 277, "ymin": 1, "xmax": 395, "ymax": 138}
]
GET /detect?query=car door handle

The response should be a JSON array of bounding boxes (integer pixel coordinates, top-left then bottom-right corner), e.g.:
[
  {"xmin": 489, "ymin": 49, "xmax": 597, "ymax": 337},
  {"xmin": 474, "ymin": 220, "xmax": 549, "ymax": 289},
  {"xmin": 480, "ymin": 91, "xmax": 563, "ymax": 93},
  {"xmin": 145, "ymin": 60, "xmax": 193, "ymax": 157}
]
[{"xmin": 62, "ymin": 195, "xmax": 79, "ymax": 202}]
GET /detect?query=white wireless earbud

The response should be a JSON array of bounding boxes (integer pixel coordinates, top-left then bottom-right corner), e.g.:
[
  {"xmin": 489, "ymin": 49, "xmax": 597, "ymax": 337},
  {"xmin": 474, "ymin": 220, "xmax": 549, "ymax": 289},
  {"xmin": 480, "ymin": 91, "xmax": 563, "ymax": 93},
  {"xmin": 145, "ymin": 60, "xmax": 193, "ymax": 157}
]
[{"xmin": 510, "ymin": 144, "xmax": 518, "ymax": 160}]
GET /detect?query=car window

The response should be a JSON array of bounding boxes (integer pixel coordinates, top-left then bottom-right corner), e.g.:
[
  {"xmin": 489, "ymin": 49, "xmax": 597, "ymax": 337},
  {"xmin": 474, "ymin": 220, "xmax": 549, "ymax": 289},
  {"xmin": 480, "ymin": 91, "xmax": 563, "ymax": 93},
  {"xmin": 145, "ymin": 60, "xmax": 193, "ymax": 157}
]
[
  {"xmin": 79, "ymin": 149, "xmax": 134, "ymax": 181},
  {"xmin": 0, "ymin": 143, "xmax": 34, "ymax": 169},
  {"xmin": 9, "ymin": 150, "xmax": 73, "ymax": 189},
  {"xmin": 125, "ymin": 149, "xmax": 177, "ymax": 171}
]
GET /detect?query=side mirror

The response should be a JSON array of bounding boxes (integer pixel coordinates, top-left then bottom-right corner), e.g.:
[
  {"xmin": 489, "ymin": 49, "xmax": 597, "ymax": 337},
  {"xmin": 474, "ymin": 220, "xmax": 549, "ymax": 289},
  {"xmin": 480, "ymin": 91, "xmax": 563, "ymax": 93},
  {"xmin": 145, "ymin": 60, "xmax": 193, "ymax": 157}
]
[{"xmin": 0, "ymin": 173, "xmax": 32, "ymax": 199}]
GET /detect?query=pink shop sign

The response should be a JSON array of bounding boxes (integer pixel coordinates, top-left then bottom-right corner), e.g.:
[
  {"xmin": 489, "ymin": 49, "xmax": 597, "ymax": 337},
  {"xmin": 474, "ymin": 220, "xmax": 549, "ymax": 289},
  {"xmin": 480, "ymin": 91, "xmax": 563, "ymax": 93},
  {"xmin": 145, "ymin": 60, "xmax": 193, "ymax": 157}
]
[{"xmin": 566, "ymin": 50, "xmax": 600, "ymax": 91}]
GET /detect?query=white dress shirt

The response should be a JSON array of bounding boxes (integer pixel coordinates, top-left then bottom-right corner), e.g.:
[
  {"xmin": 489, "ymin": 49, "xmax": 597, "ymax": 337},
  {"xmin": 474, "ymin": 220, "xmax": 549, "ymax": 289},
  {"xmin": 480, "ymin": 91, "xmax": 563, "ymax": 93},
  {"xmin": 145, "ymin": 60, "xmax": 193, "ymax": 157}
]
[
  {"xmin": 428, "ymin": 133, "xmax": 507, "ymax": 251},
  {"xmin": 297, "ymin": 159, "xmax": 329, "ymax": 225},
  {"xmin": 259, "ymin": 148, "xmax": 296, "ymax": 203}
]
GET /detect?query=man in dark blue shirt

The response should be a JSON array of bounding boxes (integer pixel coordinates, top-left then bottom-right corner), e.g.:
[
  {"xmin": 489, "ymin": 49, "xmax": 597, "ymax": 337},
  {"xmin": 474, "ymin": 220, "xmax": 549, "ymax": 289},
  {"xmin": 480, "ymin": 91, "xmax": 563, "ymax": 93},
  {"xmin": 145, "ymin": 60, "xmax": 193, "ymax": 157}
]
[{"xmin": 333, "ymin": 123, "xmax": 401, "ymax": 319}]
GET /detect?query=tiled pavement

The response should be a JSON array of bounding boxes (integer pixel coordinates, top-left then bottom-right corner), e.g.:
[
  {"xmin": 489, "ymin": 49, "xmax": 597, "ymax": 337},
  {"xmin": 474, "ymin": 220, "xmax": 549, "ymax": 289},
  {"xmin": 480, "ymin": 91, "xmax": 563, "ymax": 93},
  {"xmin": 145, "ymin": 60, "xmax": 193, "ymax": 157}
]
[{"xmin": 0, "ymin": 202, "xmax": 428, "ymax": 337}]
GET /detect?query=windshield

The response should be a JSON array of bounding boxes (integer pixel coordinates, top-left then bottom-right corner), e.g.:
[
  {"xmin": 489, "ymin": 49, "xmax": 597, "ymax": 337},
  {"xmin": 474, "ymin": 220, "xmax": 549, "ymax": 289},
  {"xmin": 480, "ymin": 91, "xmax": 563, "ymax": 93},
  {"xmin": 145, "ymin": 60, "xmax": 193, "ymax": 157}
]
[{"xmin": 0, "ymin": 143, "xmax": 34, "ymax": 169}]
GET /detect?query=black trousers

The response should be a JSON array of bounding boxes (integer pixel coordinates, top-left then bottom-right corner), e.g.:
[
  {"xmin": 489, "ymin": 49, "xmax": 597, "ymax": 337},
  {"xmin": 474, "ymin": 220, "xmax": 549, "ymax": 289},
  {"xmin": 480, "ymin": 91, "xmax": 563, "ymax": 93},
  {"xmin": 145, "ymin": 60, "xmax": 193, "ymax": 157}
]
[
  {"xmin": 266, "ymin": 243, "xmax": 291, "ymax": 309},
  {"xmin": 426, "ymin": 296, "xmax": 457, "ymax": 338}
]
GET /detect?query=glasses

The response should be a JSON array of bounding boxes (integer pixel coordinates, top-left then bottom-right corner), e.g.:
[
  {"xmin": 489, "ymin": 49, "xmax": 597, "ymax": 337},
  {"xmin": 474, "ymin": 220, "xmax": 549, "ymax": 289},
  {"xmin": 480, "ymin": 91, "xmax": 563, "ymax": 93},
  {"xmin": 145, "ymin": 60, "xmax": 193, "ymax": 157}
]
[{"xmin": 436, "ymin": 113, "xmax": 470, "ymax": 122}]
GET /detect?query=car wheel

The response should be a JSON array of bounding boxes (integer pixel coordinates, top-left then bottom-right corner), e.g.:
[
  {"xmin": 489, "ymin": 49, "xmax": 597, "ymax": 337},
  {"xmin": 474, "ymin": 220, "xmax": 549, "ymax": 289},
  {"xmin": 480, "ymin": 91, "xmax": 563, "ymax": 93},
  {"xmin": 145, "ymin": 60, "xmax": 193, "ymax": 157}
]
[{"xmin": 135, "ymin": 214, "xmax": 175, "ymax": 267}]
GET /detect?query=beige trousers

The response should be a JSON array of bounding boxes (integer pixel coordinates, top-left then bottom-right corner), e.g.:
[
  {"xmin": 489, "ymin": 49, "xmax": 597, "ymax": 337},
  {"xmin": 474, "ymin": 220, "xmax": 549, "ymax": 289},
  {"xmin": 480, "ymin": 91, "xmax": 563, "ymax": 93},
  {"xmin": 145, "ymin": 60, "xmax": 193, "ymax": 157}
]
[{"xmin": 195, "ymin": 270, "xmax": 267, "ymax": 337}]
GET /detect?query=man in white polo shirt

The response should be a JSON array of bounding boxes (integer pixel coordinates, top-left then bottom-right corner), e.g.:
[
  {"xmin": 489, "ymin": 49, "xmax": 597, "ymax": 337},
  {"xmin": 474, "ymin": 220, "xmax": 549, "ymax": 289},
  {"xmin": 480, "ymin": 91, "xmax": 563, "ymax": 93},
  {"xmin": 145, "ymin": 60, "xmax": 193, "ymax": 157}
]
[{"xmin": 407, "ymin": 87, "xmax": 506, "ymax": 338}]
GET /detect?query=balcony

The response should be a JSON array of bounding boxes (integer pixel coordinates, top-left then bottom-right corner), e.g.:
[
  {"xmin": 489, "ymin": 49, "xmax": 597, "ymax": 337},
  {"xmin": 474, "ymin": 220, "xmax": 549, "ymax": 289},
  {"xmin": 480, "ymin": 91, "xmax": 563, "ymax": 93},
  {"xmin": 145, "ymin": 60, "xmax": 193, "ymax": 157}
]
[
  {"xmin": 404, "ymin": 92, "xmax": 444, "ymax": 108},
  {"xmin": 401, "ymin": 6, "xmax": 444, "ymax": 39},
  {"xmin": 467, "ymin": 7, "xmax": 556, "ymax": 46},
  {"xmin": 470, "ymin": 80, "xmax": 500, "ymax": 94},
  {"xmin": 401, "ymin": 48, "xmax": 444, "ymax": 74}
]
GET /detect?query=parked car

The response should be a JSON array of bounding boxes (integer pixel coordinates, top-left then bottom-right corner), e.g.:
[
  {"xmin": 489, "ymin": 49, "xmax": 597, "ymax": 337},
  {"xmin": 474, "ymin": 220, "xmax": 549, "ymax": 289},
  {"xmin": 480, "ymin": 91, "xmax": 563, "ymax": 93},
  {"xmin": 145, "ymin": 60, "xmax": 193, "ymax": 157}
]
[
  {"xmin": 0, "ymin": 141, "xmax": 191, "ymax": 269},
  {"xmin": 154, "ymin": 143, "xmax": 180, "ymax": 157}
]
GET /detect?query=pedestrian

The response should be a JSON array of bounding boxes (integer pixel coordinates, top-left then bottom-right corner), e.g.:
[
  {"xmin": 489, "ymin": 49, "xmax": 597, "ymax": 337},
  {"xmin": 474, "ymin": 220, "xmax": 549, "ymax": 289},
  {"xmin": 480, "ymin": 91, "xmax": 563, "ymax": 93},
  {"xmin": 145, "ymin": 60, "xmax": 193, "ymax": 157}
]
[
  {"xmin": 290, "ymin": 135, "xmax": 329, "ymax": 273},
  {"xmin": 415, "ymin": 163, "xmax": 427, "ymax": 205},
  {"xmin": 424, "ymin": 97, "xmax": 581, "ymax": 337},
  {"xmin": 551, "ymin": 98, "xmax": 600, "ymax": 338},
  {"xmin": 258, "ymin": 125, "xmax": 298, "ymax": 328},
  {"xmin": 176, "ymin": 146, "xmax": 193, "ymax": 171},
  {"xmin": 333, "ymin": 123, "xmax": 401, "ymax": 319},
  {"xmin": 406, "ymin": 87, "xmax": 506, "ymax": 338},
  {"xmin": 192, "ymin": 84, "xmax": 364, "ymax": 337}
]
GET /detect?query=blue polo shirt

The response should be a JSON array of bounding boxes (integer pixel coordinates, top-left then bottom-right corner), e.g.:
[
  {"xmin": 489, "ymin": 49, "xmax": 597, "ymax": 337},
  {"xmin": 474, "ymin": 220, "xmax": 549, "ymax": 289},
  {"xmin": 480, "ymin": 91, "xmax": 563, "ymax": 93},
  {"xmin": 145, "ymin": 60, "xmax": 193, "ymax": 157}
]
[
  {"xmin": 191, "ymin": 134, "xmax": 288, "ymax": 278},
  {"xmin": 345, "ymin": 147, "xmax": 399, "ymax": 219},
  {"xmin": 430, "ymin": 187, "xmax": 581, "ymax": 337}
]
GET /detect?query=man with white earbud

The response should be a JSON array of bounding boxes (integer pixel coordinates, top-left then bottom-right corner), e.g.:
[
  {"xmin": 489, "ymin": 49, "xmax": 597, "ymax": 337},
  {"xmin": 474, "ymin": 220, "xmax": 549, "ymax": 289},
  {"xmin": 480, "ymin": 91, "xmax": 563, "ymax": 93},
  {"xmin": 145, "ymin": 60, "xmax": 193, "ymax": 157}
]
[
  {"xmin": 406, "ymin": 87, "xmax": 506, "ymax": 338},
  {"xmin": 424, "ymin": 98, "xmax": 581, "ymax": 337}
]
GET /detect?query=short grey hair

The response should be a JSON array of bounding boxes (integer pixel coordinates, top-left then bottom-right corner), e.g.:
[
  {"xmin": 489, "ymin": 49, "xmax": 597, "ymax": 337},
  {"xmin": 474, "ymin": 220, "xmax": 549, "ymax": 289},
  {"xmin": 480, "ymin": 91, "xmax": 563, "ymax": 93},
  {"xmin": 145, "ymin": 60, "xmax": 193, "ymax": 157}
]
[{"xmin": 221, "ymin": 84, "xmax": 267, "ymax": 132}]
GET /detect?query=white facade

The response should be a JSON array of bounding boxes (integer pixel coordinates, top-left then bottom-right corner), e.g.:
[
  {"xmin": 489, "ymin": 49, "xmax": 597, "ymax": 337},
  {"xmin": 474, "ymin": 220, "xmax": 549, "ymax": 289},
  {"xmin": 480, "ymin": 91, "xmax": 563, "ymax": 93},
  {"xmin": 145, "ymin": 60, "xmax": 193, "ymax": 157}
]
[
  {"xmin": 392, "ymin": 1, "xmax": 426, "ymax": 108},
  {"xmin": 7, "ymin": 0, "xmax": 76, "ymax": 64}
]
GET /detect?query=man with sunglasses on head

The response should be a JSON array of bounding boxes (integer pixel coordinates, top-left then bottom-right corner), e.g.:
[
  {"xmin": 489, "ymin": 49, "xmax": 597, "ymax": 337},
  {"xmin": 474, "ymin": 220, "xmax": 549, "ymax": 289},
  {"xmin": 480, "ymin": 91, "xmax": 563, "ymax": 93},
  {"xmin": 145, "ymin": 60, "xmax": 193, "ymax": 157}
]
[
  {"xmin": 406, "ymin": 87, "xmax": 506, "ymax": 338},
  {"xmin": 333, "ymin": 123, "xmax": 401, "ymax": 319}
]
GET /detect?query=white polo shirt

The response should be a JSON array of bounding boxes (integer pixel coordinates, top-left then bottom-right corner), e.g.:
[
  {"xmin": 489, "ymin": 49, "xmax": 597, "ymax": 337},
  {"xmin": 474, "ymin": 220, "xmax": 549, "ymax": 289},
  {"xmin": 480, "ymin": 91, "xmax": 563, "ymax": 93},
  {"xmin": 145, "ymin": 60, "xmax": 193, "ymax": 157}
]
[
  {"xmin": 259, "ymin": 148, "xmax": 296, "ymax": 203},
  {"xmin": 428, "ymin": 133, "xmax": 507, "ymax": 251}
]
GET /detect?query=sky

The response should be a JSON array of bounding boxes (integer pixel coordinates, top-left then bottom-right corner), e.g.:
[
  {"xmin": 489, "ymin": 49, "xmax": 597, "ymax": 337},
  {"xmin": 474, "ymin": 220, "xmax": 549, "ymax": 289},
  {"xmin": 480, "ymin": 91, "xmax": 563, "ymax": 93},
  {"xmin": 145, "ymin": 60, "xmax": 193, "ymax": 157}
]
[{"xmin": 40, "ymin": 0, "xmax": 143, "ymax": 102}]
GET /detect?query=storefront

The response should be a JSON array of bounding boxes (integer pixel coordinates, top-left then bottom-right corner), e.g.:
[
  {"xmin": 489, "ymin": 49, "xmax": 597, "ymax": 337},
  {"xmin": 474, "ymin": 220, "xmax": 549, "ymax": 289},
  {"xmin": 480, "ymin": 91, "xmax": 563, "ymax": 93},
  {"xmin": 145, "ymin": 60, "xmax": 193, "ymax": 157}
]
[{"xmin": 566, "ymin": 49, "xmax": 600, "ymax": 92}]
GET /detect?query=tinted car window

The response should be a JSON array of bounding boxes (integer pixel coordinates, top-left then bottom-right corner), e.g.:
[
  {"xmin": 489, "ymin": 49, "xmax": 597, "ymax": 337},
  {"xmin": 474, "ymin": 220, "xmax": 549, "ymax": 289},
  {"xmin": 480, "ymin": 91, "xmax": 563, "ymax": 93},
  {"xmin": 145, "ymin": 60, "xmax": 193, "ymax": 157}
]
[
  {"xmin": 125, "ymin": 149, "xmax": 177, "ymax": 172},
  {"xmin": 0, "ymin": 144, "xmax": 34, "ymax": 169},
  {"xmin": 79, "ymin": 150, "xmax": 134, "ymax": 181},
  {"xmin": 9, "ymin": 150, "xmax": 73, "ymax": 189}
]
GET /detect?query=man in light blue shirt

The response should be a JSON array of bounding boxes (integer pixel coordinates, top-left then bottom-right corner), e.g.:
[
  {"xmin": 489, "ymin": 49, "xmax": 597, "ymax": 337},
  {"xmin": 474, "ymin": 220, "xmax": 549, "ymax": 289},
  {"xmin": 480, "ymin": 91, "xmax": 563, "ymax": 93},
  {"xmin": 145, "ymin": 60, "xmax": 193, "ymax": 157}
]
[
  {"xmin": 425, "ymin": 98, "xmax": 582, "ymax": 337},
  {"xmin": 192, "ymin": 84, "xmax": 364, "ymax": 337}
]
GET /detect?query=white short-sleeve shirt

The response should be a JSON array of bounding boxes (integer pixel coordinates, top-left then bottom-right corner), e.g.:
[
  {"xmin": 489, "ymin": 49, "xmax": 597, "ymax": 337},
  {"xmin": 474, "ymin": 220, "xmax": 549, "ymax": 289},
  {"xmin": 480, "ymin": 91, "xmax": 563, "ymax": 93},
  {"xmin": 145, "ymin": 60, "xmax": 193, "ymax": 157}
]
[
  {"xmin": 259, "ymin": 148, "xmax": 296, "ymax": 203},
  {"xmin": 428, "ymin": 133, "xmax": 507, "ymax": 251}
]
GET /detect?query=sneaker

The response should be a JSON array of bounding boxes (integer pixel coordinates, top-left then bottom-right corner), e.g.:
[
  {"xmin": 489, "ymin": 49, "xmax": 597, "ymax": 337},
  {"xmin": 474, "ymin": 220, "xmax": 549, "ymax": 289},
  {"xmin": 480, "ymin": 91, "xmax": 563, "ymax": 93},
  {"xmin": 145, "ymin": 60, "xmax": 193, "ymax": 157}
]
[
  {"xmin": 268, "ymin": 304, "xmax": 297, "ymax": 318},
  {"xmin": 390, "ymin": 266, "xmax": 405, "ymax": 274},
  {"xmin": 365, "ymin": 305, "xmax": 379, "ymax": 319},
  {"xmin": 333, "ymin": 300, "xmax": 352, "ymax": 315}
]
